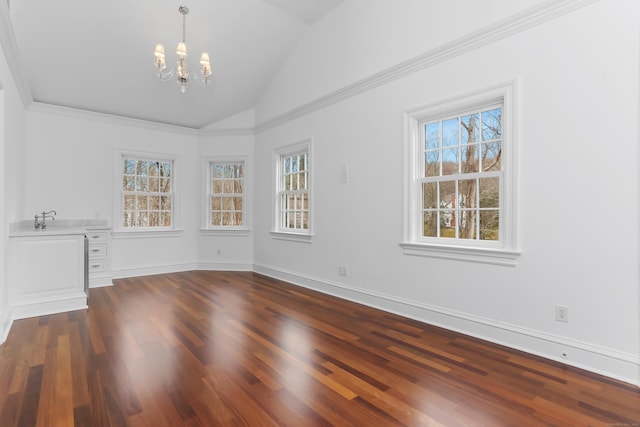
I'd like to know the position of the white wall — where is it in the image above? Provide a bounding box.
[22,105,257,278]
[253,0,640,384]
[0,83,5,341]
[24,106,201,277]
[198,134,255,270]
[198,109,255,270]
[256,0,546,124]
[0,23,27,341]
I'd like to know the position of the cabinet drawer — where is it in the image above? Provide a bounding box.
[88,261,106,273]
[88,244,107,258]
[87,232,107,243]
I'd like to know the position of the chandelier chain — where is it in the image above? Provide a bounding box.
[182,10,186,43]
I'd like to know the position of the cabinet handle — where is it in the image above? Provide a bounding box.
[91,249,100,252]
[91,235,101,239]
[91,264,101,268]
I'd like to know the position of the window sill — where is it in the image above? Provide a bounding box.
[399,242,520,266]
[112,229,184,239]
[270,231,313,243]
[200,228,251,237]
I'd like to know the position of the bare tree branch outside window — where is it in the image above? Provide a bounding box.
[421,106,502,241]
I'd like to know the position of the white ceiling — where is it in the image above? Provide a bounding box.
[8,0,344,129]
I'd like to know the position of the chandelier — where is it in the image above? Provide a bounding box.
[153,5,212,93]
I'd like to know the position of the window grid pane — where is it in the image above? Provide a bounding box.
[122,159,173,228]
[210,161,244,227]
[421,105,502,241]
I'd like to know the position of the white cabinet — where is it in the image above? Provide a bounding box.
[85,228,112,287]
[9,233,87,319]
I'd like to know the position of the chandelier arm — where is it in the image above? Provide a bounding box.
[192,71,211,87]
[156,68,174,82]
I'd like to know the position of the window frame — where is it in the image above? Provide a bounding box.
[401,82,520,266]
[271,139,313,243]
[201,156,251,235]
[113,149,182,237]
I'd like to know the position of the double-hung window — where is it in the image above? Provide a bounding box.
[114,150,179,233]
[207,160,246,228]
[402,83,519,265]
[422,105,502,241]
[273,140,312,240]
[122,158,173,228]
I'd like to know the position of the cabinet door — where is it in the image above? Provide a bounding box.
[9,235,86,318]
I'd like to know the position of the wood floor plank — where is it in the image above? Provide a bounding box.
[2,393,22,427]
[68,321,91,409]
[85,368,112,427]
[0,271,638,426]
[17,364,42,427]
[54,334,74,426]
[36,346,60,427]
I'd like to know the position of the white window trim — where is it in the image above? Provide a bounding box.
[271,138,313,243]
[112,149,183,236]
[401,82,520,266]
[200,155,251,236]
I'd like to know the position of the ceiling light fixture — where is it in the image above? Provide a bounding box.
[153,5,212,93]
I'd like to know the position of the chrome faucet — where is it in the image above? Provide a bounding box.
[34,210,57,229]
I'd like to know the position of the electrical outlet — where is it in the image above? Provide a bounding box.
[338,266,348,276]
[555,305,569,323]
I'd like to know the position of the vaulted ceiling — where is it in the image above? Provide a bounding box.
[8,0,344,128]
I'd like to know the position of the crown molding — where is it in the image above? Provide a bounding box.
[29,100,254,138]
[254,0,599,134]
[29,102,198,136]
[198,127,255,137]
[0,0,33,106]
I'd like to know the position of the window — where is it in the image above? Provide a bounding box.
[402,83,519,265]
[114,150,180,234]
[279,150,309,231]
[273,140,312,240]
[122,158,173,228]
[422,105,502,241]
[207,160,245,228]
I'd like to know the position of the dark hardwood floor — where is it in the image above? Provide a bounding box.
[0,271,638,426]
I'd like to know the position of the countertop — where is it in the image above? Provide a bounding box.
[10,219,111,237]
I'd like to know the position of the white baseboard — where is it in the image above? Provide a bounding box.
[198,261,253,271]
[11,293,88,321]
[0,308,13,345]
[89,275,113,288]
[89,280,113,288]
[253,263,640,387]
[111,262,252,280]
[111,263,199,279]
